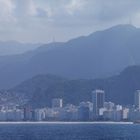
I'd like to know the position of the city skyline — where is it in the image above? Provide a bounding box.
[0,89,139,122]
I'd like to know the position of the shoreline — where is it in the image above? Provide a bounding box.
[0,121,134,125]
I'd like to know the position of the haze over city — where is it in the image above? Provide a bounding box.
[0,1,140,140]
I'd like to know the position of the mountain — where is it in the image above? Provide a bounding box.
[5,65,140,108]
[0,24,140,88]
[0,41,41,56]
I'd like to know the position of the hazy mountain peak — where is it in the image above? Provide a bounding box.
[0,24,140,89]
[105,24,137,32]
[112,24,136,28]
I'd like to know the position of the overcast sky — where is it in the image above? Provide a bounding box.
[0,0,140,43]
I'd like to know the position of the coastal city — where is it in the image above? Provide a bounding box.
[0,89,139,122]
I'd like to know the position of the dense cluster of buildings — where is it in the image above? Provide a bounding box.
[0,89,140,122]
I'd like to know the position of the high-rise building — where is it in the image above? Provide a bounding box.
[52,98,63,108]
[92,89,105,117]
[23,105,32,121]
[78,106,90,121]
[134,90,140,109]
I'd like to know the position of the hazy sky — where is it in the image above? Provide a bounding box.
[0,0,140,43]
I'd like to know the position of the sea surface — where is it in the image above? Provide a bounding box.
[0,123,139,140]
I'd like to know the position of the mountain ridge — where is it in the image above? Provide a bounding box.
[0,40,41,56]
[0,24,140,88]
[2,65,138,108]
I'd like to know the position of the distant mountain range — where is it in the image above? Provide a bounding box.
[0,24,140,88]
[0,41,41,56]
[3,65,140,108]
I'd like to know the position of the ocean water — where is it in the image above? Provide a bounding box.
[0,123,139,140]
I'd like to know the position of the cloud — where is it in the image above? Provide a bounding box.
[14,0,37,17]
[0,0,140,43]
[64,0,87,15]
[0,0,15,22]
[92,0,140,21]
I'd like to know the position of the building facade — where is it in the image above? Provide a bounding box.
[92,89,105,118]
[134,90,140,109]
[52,98,63,108]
